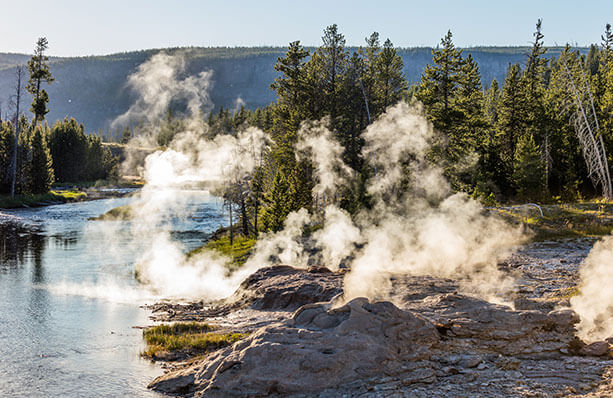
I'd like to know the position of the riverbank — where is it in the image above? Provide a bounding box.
[0,190,88,209]
[0,179,142,209]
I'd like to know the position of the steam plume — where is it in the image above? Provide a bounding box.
[570,236,613,341]
[82,52,525,305]
[112,52,213,130]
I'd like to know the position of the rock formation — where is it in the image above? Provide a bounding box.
[147,265,613,397]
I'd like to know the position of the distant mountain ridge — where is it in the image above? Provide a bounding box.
[0,46,587,134]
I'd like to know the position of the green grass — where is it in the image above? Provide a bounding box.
[142,322,246,359]
[495,201,613,241]
[89,204,133,221]
[188,234,256,269]
[0,189,87,209]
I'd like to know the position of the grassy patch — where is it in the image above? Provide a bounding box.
[188,234,256,269]
[495,202,613,241]
[89,204,133,220]
[0,189,87,209]
[142,322,246,359]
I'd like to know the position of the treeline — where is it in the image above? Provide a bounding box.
[198,22,613,236]
[0,117,118,194]
[1,38,118,197]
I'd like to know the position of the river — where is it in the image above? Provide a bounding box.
[0,191,225,397]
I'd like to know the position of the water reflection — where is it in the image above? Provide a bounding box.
[51,230,79,249]
[0,194,224,397]
[0,222,45,269]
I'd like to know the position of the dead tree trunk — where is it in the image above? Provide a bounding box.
[228,199,234,246]
[562,60,612,199]
[10,66,24,198]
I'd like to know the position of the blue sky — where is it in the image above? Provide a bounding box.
[1,0,611,56]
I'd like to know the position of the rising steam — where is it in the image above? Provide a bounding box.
[570,236,613,341]
[71,51,526,305]
[332,103,523,302]
[112,52,213,130]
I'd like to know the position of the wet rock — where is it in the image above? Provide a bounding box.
[149,298,439,397]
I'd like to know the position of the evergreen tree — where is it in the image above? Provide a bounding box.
[288,161,314,212]
[477,78,503,197]
[28,124,54,194]
[602,23,613,63]
[544,47,587,199]
[455,53,486,151]
[260,171,291,232]
[86,134,118,181]
[585,44,601,76]
[271,41,309,112]
[417,30,464,134]
[520,19,549,186]
[48,118,90,182]
[26,38,54,123]
[375,39,407,110]
[495,64,525,193]
[0,121,15,193]
[513,133,546,199]
[359,32,381,118]
[309,24,348,125]
[600,25,613,151]
[484,78,500,126]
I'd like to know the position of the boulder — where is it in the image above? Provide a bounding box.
[149,298,440,397]
[229,265,343,311]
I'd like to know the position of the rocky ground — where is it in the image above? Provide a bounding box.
[145,238,613,397]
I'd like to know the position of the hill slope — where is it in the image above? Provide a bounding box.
[0,46,584,133]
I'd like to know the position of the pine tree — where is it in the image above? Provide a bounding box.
[26,38,54,123]
[599,25,613,151]
[288,161,314,212]
[308,24,348,125]
[484,78,501,126]
[496,64,525,193]
[513,133,546,199]
[359,32,381,118]
[602,23,613,63]
[455,53,486,151]
[477,78,504,197]
[544,47,586,199]
[271,41,309,111]
[375,39,407,110]
[48,118,89,182]
[28,124,54,194]
[337,52,369,170]
[0,121,15,193]
[260,171,291,232]
[521,19,549,186]
[417,30,464,134]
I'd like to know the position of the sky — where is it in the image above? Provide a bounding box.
[1,0,611,57]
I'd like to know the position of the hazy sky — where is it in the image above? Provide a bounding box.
[1,0,611,56]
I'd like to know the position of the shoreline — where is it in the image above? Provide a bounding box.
[0,185,140,210]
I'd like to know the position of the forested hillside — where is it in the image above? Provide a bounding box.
[0,46,584,132]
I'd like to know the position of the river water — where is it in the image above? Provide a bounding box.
[0,191,225,397]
